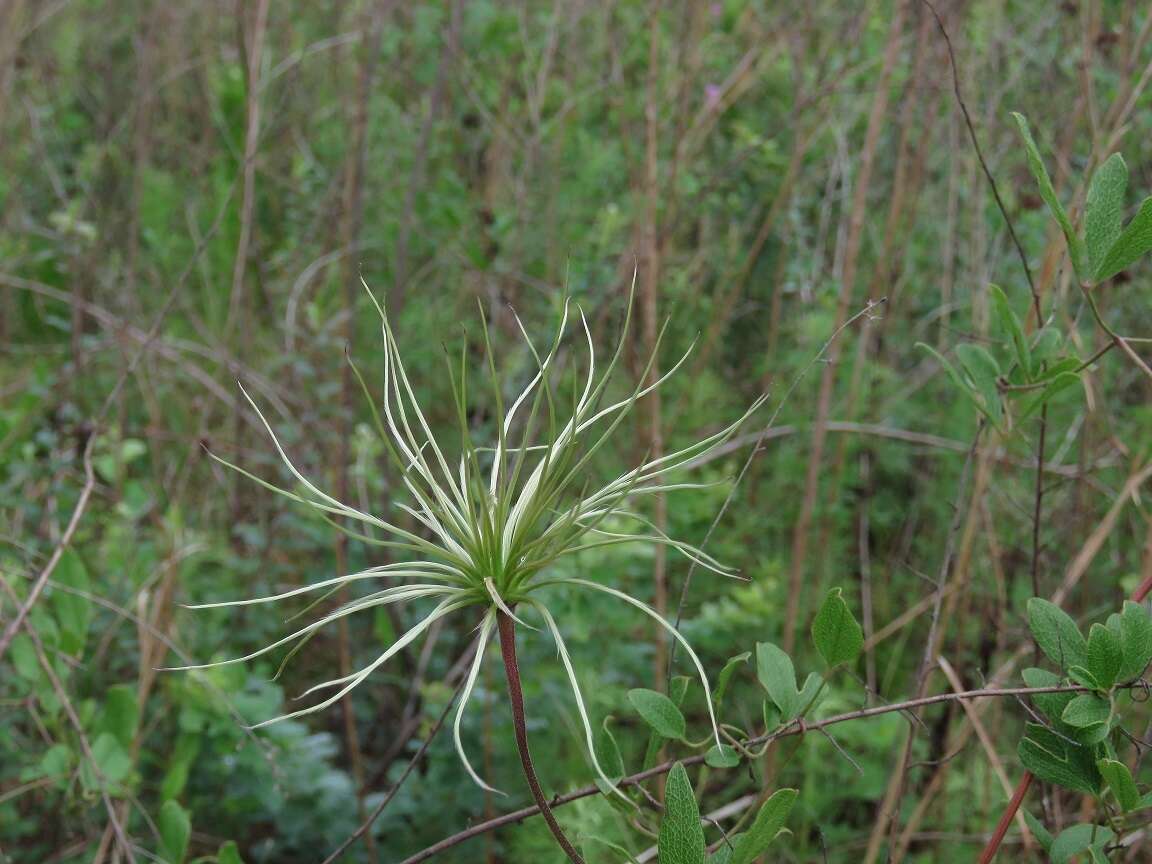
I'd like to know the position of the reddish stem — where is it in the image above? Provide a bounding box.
[496,609,586,864]
[978,576,1152,862]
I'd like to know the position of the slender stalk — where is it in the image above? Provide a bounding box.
[496,609,586,864]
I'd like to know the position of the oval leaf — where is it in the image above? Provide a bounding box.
[158,800,191,864]
[705,744,741,769]
[1097,758,1139,811]
[811,588,863,668]
[1027,598,1087,671]
[1084,153,1129,279]
[755,642,799,721]
[628,688,686,741]
[1087,622,1122,689]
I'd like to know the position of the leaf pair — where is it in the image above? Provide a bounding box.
[1028,598,1152,688]
[1015,112,1152,284]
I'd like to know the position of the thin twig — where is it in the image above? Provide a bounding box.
[923,0,1035,297]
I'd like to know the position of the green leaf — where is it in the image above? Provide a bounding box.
[1084,153,1129,279]
[762,700,781,731]
[86,733,132,787]
[955,342,1002,383]
[1012,112,1085,279]
[730,789,798,864]
[581,835,642,863]
[10,633,39,682]
[811,588,864,668]
[1061,694,1110,729]
[1018,723,1101,794]
[796,672,823,716]
[99,685,139,750]
[158,800,191,864]
[37,743,74,787]
[709,848,733,864]
[1021,667,1074,725]
[217,841,245,864]
[990,284,1031,376]
[1119,601,1152,682]
[1030,326,1064,367]
[628,689,687,741]
[1087,622,1122,688]
[161,733,201,803]
[1034,355,1082,382]
[51,549,91,655]
[1018,372,1081,423]
[1027,598,1087,670]
[705,744,741,769]
[1022,811,1054,852]
[595,717,626,781]
[1095,197,1152,282]
[755,642,799,721]
[670,676,692,707]
[712,652,751,708]
[917,343,989,418]
[1097,758,1139,811]
[1067,665,1103,691]
[1050,823,1114,864]
[659,763,705,864]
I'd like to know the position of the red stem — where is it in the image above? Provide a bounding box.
[978,575,1152,862]
[496,609,586,864]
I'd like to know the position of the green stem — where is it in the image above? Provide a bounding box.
[496,608,586,864]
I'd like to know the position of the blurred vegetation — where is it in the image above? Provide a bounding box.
[3,1,1152,862]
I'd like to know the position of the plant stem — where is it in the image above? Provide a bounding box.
[496,609,586,864]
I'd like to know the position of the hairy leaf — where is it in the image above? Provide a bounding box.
[629,689,687,740]
[1061,693,1109,729]
[1028,598,1087,671]
[1021,667,1073,726]
[1084,153,1128,279]
[1119,601,1152,682]
[1097,758,1139,811]
[705,744,741,769]
[1095,197,1152,282]
[1018,723,1101,794]
[659,763,705,864]
[1012,113,1085,278]
[1087,622,1122,688]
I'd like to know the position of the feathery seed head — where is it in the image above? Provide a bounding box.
[173,279,767,793]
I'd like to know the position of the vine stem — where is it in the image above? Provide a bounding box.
[496,608,586,864]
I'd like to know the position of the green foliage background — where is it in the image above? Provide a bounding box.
[3,1,1152,862]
